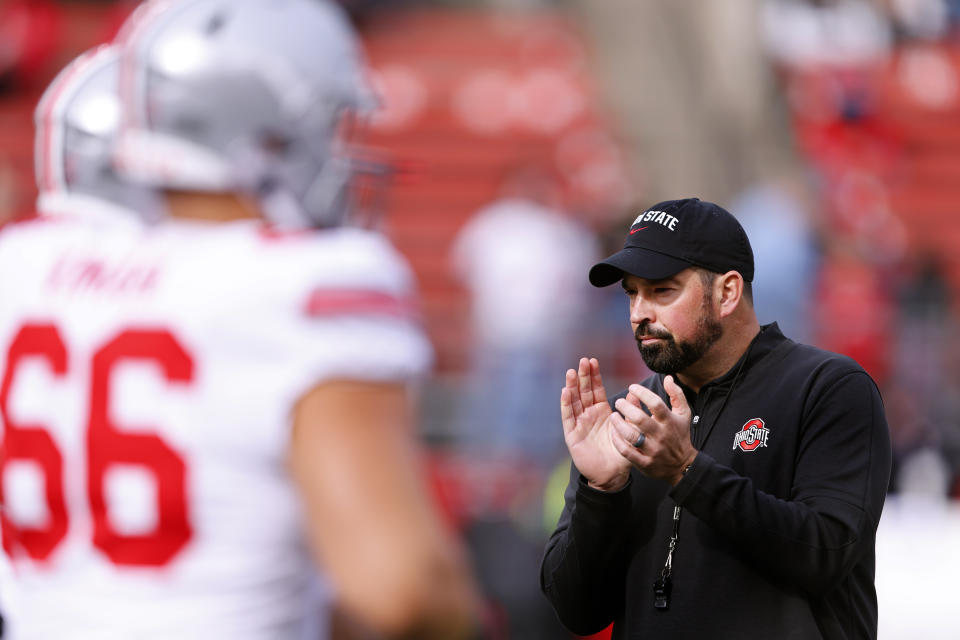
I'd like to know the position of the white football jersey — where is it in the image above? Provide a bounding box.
[0,212,432,639]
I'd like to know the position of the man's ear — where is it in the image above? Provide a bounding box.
[716,271,743,318]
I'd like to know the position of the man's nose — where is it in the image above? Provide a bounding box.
[629,295,654,326]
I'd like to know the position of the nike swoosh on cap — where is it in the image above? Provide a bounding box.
[629,226,649,235]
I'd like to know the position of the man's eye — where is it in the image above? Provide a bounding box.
[654,288,672,294]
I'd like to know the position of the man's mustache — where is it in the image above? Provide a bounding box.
[635,322,673,342]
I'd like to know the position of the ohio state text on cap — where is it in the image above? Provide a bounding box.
[588,197,755,287]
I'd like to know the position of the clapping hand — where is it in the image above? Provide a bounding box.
[560,357,633,492]
[610,375,698,486]
[562,361,699,490]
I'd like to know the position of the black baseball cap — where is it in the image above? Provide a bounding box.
[589,198,754,287]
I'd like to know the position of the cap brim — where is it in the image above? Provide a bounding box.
[588,247,693,287]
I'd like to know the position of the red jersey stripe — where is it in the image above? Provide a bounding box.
[303,288,419,320]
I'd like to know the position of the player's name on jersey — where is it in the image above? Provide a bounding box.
[47,256,160,294]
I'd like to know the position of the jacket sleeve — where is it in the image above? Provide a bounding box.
[670,370,891,593]
[540,462,633,636]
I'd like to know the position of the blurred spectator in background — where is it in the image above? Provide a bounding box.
[451,164,600,470]
[449,164,599,640]
[885,252,958,495]
[812,248,895,383]
[732,175,821,344]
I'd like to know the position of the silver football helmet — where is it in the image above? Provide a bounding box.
[113,0,376,229]
[34,44,163,222]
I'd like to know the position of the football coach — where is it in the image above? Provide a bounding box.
[540,198,891,639]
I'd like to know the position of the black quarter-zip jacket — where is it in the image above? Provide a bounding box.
[540,324,892,640]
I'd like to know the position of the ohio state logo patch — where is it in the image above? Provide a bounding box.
[732,418,770,452]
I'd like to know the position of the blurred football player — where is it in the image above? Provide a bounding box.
[0,1,481,638]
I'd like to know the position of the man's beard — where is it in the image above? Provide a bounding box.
[634,299,723,374]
